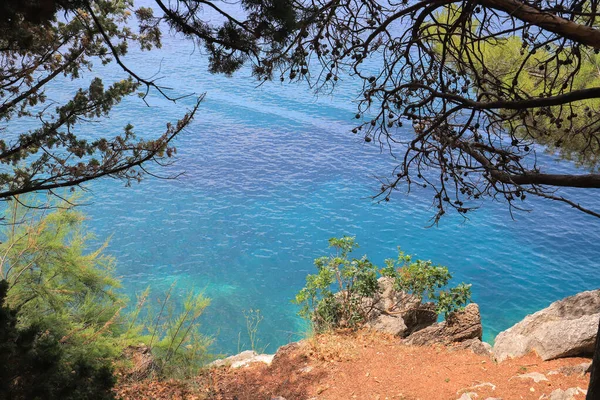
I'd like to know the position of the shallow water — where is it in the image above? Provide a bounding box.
[9,16,600,355]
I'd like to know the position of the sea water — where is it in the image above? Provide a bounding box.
[10,15,600,355]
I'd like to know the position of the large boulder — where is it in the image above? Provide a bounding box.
[493,290,600,362]
[364,277,437,337]
[366,313,409,336]
[403,303,483,346]
[452,338,494,357]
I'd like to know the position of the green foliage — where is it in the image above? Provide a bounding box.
[294,237,472,332]
[483,40,600,169]
[294,236,379,331]
[0,199,124,399]
[0,197,213,397]
[0,305,116,400]
[1,198,125,338]
[382,250,472,317]
[431,6,600,170]
[0,0,200,200]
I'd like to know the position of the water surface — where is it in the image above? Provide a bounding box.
[17,20,600,355]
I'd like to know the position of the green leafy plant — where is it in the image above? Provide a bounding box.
[294,237,472,332]
[294,236,380,332]
[382,249,472,317]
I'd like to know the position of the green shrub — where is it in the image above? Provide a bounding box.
[0,199,125,399]
[382,249,472,317]
[294,236,472,332]
[294,236,379,331]
[0,197,212,398]
[0,279,116,400]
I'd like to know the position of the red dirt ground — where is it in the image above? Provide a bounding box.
[115,331,591,400]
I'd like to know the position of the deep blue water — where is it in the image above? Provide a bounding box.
[9,14,600,355]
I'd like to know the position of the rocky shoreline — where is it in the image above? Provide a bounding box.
[214,285,599,367]
[208,286,598,399]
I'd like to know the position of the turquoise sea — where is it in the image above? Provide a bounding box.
[18,12,600,355]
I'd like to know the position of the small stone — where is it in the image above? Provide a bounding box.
[299,365,313,373]
[457,382,496,396]
[366,314,408,336]
[469,382,496,391]
[512,372,548,383]
[552,362,592,376]
[231,353,274,368]
[210,350,275,369]
[316,384,329,394]
[452,339,494,358]
[457,393,478,400]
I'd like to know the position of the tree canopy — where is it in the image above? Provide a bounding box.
[150,0,600,219]
[6,0,600,219]
[0,0,201,200]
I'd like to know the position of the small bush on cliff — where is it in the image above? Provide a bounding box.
[0,198,212,398]
[294,236,472,332]
[381,250,472,317]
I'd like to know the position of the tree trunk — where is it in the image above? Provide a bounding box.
[587,317,600,400]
